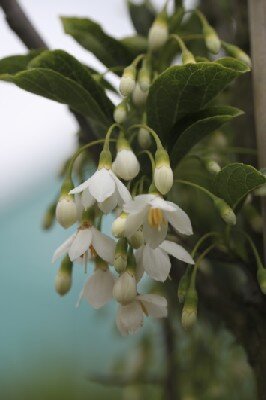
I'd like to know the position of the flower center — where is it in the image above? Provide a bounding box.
[89,244,97,258]
[148,207,166,231]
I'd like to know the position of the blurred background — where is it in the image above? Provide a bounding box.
[0,1,257,399]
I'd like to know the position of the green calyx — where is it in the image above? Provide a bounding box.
[98,149,112,169]
[60,176,75,195]
[117,135,131,151]
[155,148,170,168]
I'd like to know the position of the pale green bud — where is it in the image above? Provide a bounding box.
[112,212,127,238]
[205,30,221,54]
[178,271,190,303]
[257,268,266,295]
[132,83,148,107]
[215,199,236,225]
[182,288,198,329]
[55,194,77,229]
[148,13,168,51]
[114,101,127,124]
[113,270,137,304]
[55,256,73,296]
[139,64,150,92]
[120,65,136,96]
[42,202,56,230]
[114,237,128,273]
[138,127,152,149]
[222,42,251,67]
[154,148,173,195]
[205,160,221,174]
[128,230,144,249]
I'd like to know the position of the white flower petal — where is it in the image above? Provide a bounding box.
[143,245,170,281]
[52,234,76,263]
[78,269,115,309]
[164,205,193,235]
[137,294,167,318]
[88,169,115,202]
[81,189,95,209]
[91,227,116,264]
[98,192,118,214]
[143,218,168,248]
[160,240,194,264]
[116,301,143,335]
[124,207,148,238]
[149,196,176,212]
[134,247,144,282]
[123,194,155,214]
[110,170,132,203]
[68,228,92,261]
[69,179,90,195]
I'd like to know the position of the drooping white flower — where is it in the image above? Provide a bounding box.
[55,194,77,228]
[52,224,116,264]
[70,168,131,213]
[112,149,140,181]
[135,240,194,282]
[113,271,137,304]
[116,294,167,336]
[77,265,115,309]
[123,194,193,248]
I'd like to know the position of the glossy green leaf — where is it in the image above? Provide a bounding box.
[127,0,155,36]
[0,50,114,129]
[0,50,41,74]
[214,163,266,208]
[170,106,243,165]
[147,58,250,140]
[61,17,133,70]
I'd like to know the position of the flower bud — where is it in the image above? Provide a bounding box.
[128,230,144,249]
[132,83,148,107]
[257,268,266,295]
[113,270,137,304]
[56,194,77,229]
[178,271,190,303]
[154,148,173,195]
[112,137,140,181]
[119,65,136,96]
[181,287,198,329]
[222,42,251,67]
[112,212,127,237]
[148,13,168,51]
[139,63,150,92]
[205,28,221,54]
[114,101,127,124]
[42,202,56,230]
[114,237,128,273]
[205,160,221,174]
[138,127,152,149]
[55,256,73,296]
[215,199,236,225]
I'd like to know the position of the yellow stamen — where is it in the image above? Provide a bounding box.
[148,207,166,230]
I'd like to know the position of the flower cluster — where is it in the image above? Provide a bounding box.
[52,8,195,336]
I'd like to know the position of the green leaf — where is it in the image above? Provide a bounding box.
[0,50,114,129]
[0,50,41,74]
[170,106,243,165]
[61,17,133,70]
[29,50,114,119]
[214,163,266,209]
[146,59,250,140]
[127,0,155,36]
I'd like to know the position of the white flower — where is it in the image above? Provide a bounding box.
[70,168,131,213]
[55,194,77,228]
[116,294,167,336]
[77,266,115,309]
[148,19,168,51]
[154,165,173,195]
[123,194,193,248]
[112,149,140,181]
[52,225,116,264]
[113,271,137,304]
[135,240,194,282]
